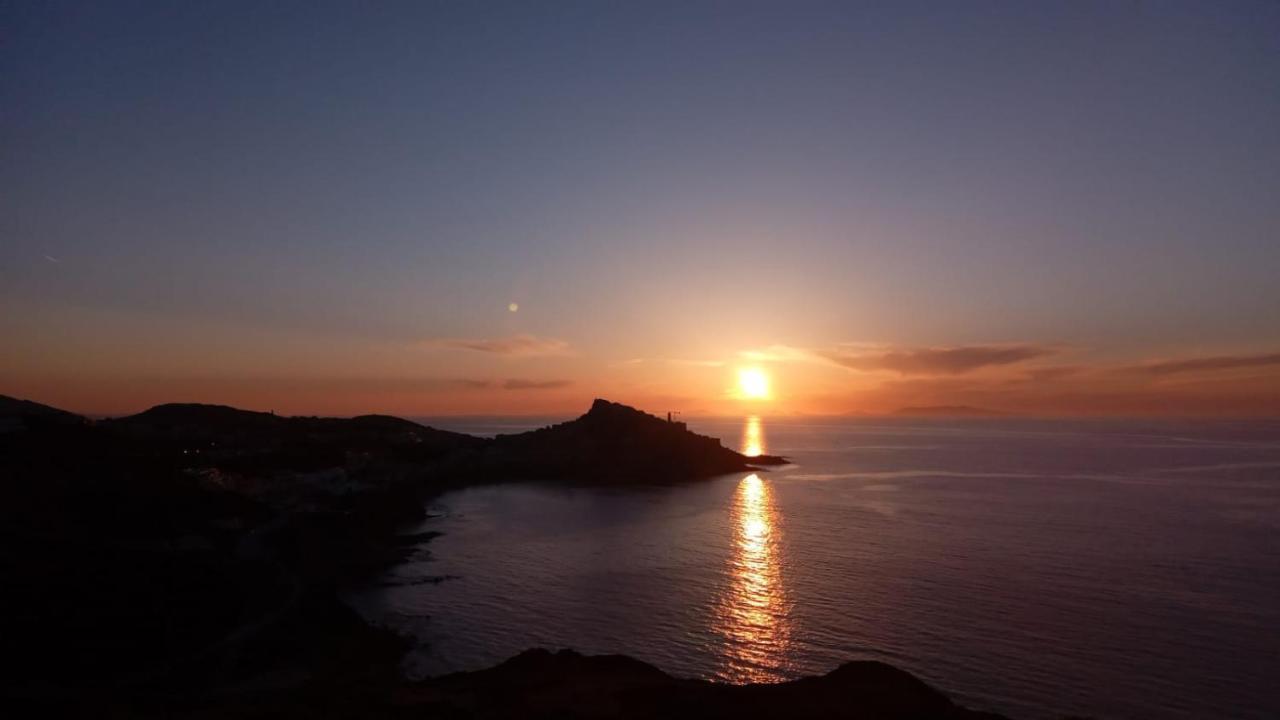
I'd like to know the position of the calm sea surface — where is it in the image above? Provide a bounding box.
[349,417,1280,719]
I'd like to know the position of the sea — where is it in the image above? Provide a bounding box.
[348,416,1280,720]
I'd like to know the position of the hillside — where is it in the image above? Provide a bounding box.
[0,394,87,433]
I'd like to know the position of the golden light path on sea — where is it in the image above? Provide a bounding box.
[713,416,792,683]
[741,415,765,458]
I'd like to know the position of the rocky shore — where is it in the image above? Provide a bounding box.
[1,394,1039,718]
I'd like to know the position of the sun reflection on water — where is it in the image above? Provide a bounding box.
[712,471,792,683]
[741,415,766,457]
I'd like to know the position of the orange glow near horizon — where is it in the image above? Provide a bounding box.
[5,333,1280,418]
[713,473,790,683]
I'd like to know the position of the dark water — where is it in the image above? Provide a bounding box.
[350,417,1280,719]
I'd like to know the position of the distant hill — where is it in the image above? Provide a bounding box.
[111,402,464,441]
[113,402,285,433]
[0,394,86,433]
[104,402,483,473]
[891,405,1006,418]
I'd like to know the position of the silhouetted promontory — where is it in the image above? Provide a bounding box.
[477,399,788,481]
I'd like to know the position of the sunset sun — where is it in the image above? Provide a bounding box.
[737,367,770,400]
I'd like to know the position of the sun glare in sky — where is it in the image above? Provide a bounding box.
[737,367,770,400]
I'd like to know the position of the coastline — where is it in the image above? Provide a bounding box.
[2,395,1030,718]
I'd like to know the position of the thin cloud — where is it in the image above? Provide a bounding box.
[738,345,816,363]
[437,334,572,357]
[1128,352,1280,376]
[619,357,725,367]
[1024,366,1084,382]
[444,378,573,390]
[821,344,1055,375]
[501,379,572,390]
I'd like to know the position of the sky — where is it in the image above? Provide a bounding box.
[3,1,1280,417]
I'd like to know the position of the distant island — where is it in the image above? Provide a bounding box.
[1,394,1032,718]
[892,405,1007,418]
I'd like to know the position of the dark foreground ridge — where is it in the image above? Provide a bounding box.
[188,647,1015,719]
[399,648,1011,720]
[1,394,1046,718]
